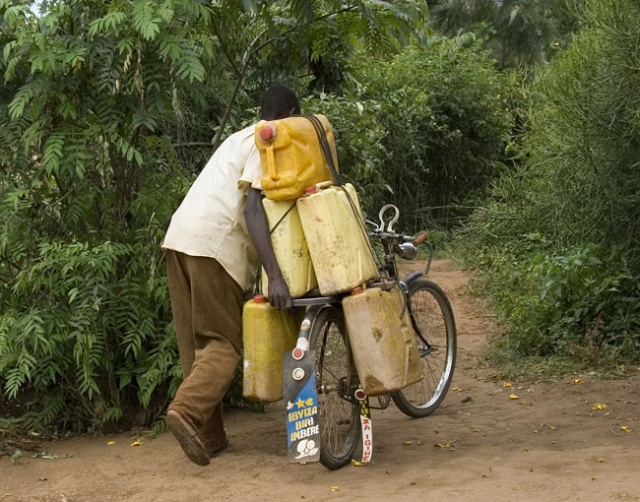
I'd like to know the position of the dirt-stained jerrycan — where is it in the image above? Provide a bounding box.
[261,198,318,299]
[255,115,337,201]
[242,295,298,402]
[296,183,378,296]
[342,285,423,396]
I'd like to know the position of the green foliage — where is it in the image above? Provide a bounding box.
[478,244,640,364]
[467,0,640,252]
[428,0,583,68]
[347,36,512,231]
[0,0,208,431]
[248,0,428,94]
[527,1,640,251]
[0,233,181,431]
[461,0,640,366]
[185,0,428,147]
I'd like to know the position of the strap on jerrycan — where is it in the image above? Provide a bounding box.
[301,114,340,184]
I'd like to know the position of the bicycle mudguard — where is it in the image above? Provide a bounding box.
[402,271,423,288]
[283,349,321,463]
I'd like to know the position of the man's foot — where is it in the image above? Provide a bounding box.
[165,410,210,466]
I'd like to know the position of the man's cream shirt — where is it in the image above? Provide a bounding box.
[162,123,262,291]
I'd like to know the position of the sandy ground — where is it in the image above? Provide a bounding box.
[1,260,639,502]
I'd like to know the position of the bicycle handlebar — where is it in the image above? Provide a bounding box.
[367,204,433,272]
[411,230,429,247]
[368,228,428,246]
[368,204,428,245]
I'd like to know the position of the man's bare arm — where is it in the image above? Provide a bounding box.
[244,188,292,310]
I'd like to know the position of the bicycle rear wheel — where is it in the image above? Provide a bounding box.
[310,305,361,470]
[392,278,456,418]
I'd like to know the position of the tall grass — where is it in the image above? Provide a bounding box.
[462,0,640,366]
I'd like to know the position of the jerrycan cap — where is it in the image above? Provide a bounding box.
[304,181,333,195]
[259,123,276,142]
[253,294,267,303]
[350,286,363,295]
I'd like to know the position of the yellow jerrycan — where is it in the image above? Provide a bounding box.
[255,114,338,201]
[261,198,318,299]
[242,295,298,402]
[342,285,423,396]
[296,182,378,295]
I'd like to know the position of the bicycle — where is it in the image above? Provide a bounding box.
[285,203,457,470]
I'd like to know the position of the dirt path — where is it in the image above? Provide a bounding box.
[2,261,639,501]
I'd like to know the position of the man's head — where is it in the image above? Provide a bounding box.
[259,85,301,121]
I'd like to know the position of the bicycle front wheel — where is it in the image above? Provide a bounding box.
[392,278,457,418]
[310,305,361,470]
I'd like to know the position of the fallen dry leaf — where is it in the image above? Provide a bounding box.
[503,382,512,388]
[620,426,632,433]
[509,393,519,400]
[107,441,116,446]
[130,439,143,447]
[330,486,339,492]
[573,379,583,385]
[434,441,456,449]
[592,403,607,411]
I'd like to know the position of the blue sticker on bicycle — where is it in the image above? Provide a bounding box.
[286,371,320,463]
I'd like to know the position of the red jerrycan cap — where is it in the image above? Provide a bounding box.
[253,295,267,303]
[259,123,276,141]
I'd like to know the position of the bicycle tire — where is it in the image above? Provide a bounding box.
[392,278,457,418]
[309,305,361,470]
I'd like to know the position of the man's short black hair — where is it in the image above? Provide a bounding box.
[259,85,301,120]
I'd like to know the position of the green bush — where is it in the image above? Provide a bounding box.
[0,0,212,432]
[470,0,640,251]
[481,244,640,364]
[349,36,512,232]
[462,0,640,366]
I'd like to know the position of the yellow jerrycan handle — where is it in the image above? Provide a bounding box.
[266,144,279,181]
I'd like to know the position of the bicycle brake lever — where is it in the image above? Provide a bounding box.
[365,219,379,230]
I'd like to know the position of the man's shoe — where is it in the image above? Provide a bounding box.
[165,410,210,466]
[207,440,229,459]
